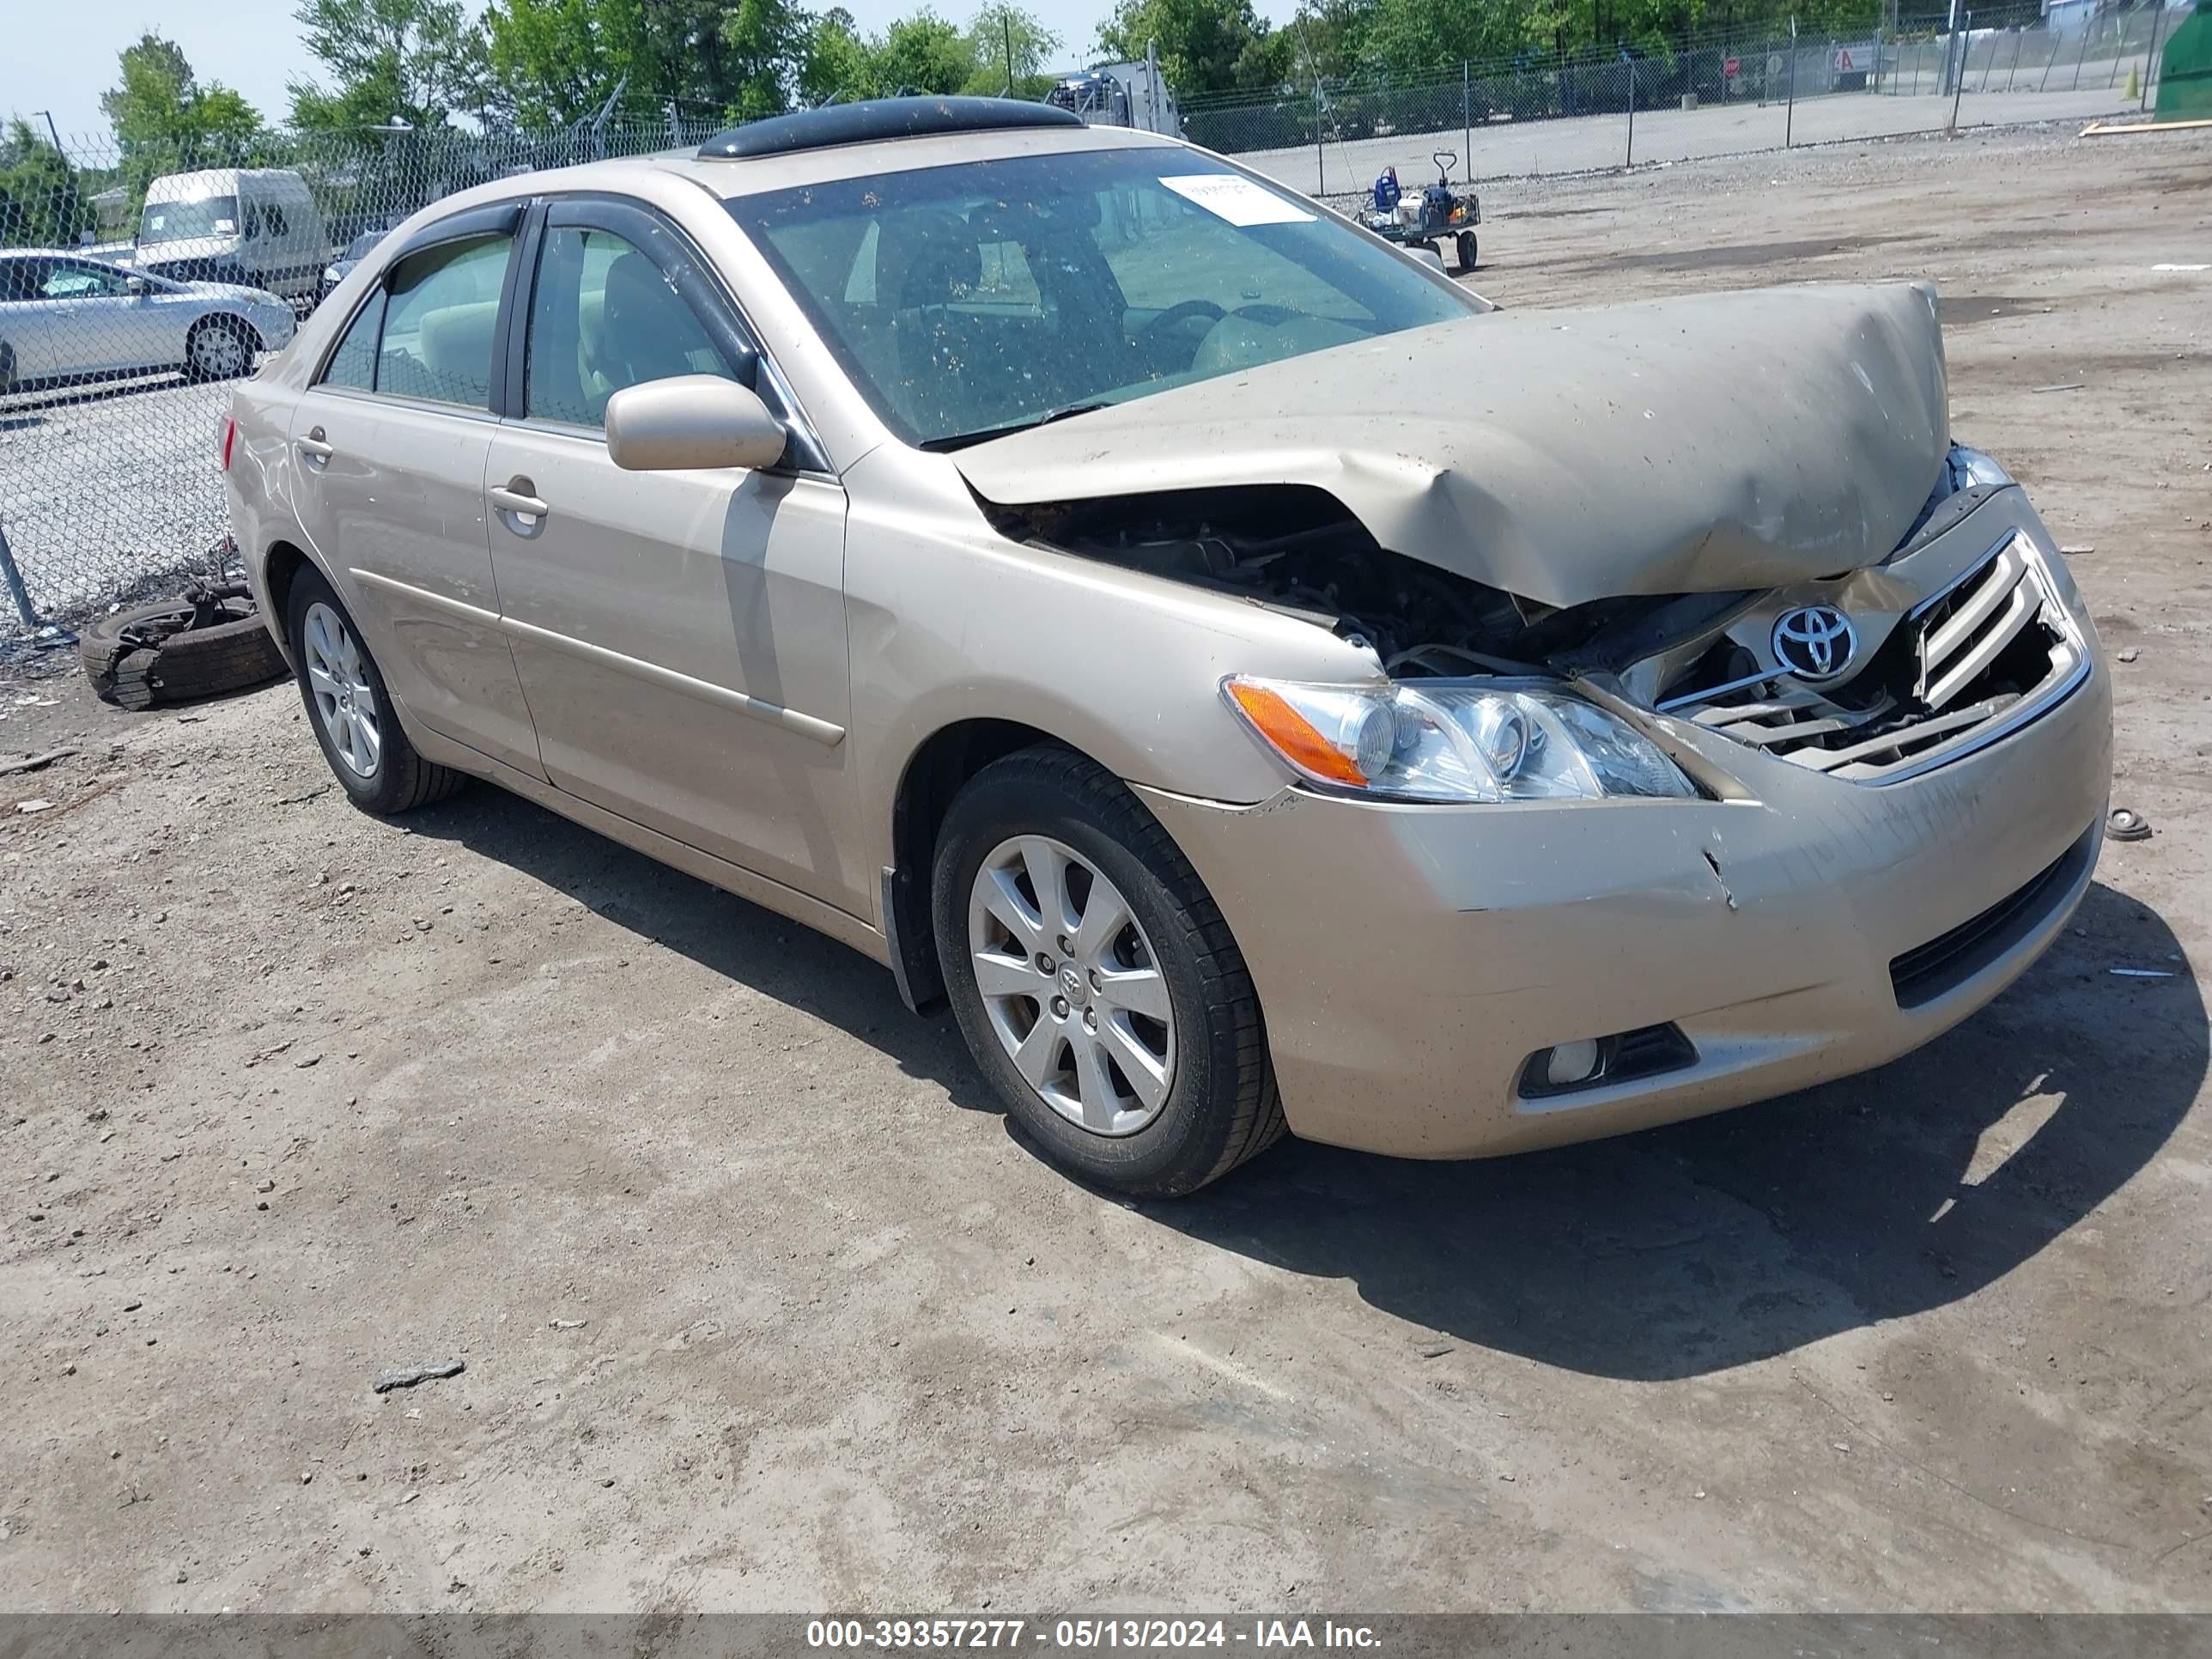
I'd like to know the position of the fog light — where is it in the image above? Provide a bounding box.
[1517,1024,1698,1103]
[1543,1038,1602,1087]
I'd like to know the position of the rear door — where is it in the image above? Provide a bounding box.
[482,194,863,913]
[283,206,544,778]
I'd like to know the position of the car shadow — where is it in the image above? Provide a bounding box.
[1140,878,2203,1380]
[392,787,2207,1382]
[403,786,1000,1115]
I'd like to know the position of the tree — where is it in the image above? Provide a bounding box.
[483,0,659,125]
[720,0,811,119]
[100,35,265,216]
[0,122,92,249]
[960,3,1065,96]
[1096,0,1278,94]
[289,0,495,131]
[872,11,978,95]
[798,8,878,102]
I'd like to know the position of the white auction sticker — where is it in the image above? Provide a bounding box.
[1159,173,1316,227]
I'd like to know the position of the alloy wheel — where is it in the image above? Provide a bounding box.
[966,834,1176,1137]
[193,324,246,378]
[302,601,380,779]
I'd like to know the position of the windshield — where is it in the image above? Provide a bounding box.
[140,195,240,246]
[729,147,1480,449]
[343,231,385,260]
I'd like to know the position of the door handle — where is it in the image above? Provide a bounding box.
[489,477,550,520]
[295,426,333,464]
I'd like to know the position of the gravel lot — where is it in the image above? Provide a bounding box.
[3,124,2210,1615]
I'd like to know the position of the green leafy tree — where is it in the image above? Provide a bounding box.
[1096,0,1278,94]
[720,0,810,118]
[100,35,265,216]
[798,7,879,101]
[483,0,646,126]
[0,121,92,248]
[961,3,1064,95]
[872,11,978,95]
[289,0,495,131]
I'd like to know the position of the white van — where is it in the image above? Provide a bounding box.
[136,169,330,307]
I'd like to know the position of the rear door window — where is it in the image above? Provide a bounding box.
[374,234,513,410]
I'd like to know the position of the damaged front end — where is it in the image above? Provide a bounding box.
[986,442,2090,799]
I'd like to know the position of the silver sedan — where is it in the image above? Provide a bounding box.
[0,250,295,392]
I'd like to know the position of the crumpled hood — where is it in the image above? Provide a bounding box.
[951,282,1950,610]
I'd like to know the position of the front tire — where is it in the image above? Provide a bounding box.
[284,566,463,814]
[1456,229,1479,271]
[932,745,1284,1196]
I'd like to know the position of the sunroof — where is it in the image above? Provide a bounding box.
[697,96,1084,161]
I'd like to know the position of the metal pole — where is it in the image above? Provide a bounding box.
[1462,61,1472,179]
[2109,17,2124,88]
[1314,79,1325,198]
[0,523,40,633]
[2005,28,2022,91]
[1786,18,1798,146]
[1942,0,1961,92]
[1626,58,1636,166]
[2072,21,2089,89]
[1004,13,1016,96]
[1952,10,1971,129]
[2142,0,2168,110]
[2039,28,2057,91]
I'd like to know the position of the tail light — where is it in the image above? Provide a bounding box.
[217,415,238,471]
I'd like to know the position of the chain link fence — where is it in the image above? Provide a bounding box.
[1187,5,2180,204]
[0,10,2189,641]
[0,112,727,644]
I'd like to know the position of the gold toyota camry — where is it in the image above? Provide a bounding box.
[222,97,2111,1194]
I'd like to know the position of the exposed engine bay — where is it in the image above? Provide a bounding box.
[986,483,1740,681]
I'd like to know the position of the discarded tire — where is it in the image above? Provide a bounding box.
[80,581,288,710]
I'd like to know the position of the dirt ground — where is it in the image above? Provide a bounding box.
[4,123,2210,1616]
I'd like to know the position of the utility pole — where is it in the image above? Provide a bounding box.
[1005,12,1017,96]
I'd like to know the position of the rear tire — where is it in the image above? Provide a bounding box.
[185,315,256,383]
[284,565,463,814]
[1456,230,1479,271]
[932,745,1284,1196]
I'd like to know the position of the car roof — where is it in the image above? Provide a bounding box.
[0,248,125,266]
[450,118,1184,211]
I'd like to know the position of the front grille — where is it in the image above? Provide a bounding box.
[1664,534,2086,785]
[1889,823,2096,1010]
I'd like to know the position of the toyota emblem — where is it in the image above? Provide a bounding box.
[1771,605,1857,681]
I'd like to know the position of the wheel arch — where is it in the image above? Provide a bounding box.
[883,717,1127,1014]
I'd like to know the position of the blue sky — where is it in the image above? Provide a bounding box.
[3,0,1279,144]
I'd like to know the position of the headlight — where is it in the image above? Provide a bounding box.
[1224,676,1697,803]
[1946,445,2010,491]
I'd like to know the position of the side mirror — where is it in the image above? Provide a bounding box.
[125,275,149,296]
[605,375,787,473]
[1407,246,1447,272]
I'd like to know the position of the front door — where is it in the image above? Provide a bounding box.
[483,198,862,915]
[284,225,543,778]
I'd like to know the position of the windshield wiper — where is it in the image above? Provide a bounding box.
[919,402,1113,453]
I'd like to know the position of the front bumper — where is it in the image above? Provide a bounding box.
[1138,508,2113,1160]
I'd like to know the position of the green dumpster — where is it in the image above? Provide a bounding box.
[2154,4,2212,120]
